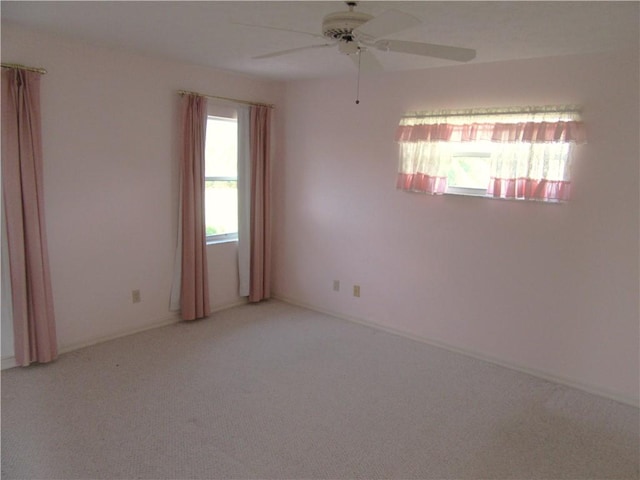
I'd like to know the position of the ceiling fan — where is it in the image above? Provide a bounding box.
[247,2,476,71]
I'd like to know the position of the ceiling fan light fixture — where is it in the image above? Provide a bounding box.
[338,42,360,56]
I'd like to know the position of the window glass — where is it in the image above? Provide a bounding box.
[205,116,238,241]
[205,117,237,178]
[447,143,493,191]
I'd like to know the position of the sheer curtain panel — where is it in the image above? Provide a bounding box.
[1,67,57,366]
[237,106,251,298]
[177,94,210,320]
[396,106,586,201]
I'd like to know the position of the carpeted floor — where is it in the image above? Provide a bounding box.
[2,300,638,479]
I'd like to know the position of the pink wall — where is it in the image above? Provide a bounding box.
[2,22,638,406]
[273,50,639,404]
[1,24,284,357]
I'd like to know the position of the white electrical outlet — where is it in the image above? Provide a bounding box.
[132,289,141,303]
[333,280,340,292]
[353,285,360,297]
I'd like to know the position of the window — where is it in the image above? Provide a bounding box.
[205,115,238,242]
[446,143,493,196]
[396,106,586,202]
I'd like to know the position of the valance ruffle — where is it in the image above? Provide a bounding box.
[395,120,586,144]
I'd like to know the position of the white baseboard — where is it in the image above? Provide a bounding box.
[1,356,17,370]
[58,314,182,357]
[1,299,248,371]
[273,294,640,409]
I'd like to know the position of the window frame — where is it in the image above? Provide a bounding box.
[445,149,492,197]
[204,114,239,244]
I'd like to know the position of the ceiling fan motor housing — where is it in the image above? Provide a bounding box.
[322,10,373,42]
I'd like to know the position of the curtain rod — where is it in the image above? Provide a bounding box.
[403,105,581,119]
[1,63,47,75]
[178,90,274,109]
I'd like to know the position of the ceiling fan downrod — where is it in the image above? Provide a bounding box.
[355,47,361,105]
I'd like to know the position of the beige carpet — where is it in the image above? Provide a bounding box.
[2,300,638,479]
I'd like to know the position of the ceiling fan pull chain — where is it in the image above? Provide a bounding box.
[355,47,361,105]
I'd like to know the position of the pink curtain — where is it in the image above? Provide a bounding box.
[179,94,210,320]
[396,109,586,201]
[1,68,57,366]
[396,131,454,195]
[487,178,571,201]
[248,106,271,303]
[396,172,448,194]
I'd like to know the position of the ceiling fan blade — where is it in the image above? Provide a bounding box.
[349,49,384,72]
[374,39,476,62]
[354,9,421,41]
[234,22,325,40]
[253,43,335,60]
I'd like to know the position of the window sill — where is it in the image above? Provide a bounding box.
[443,191,564,204]
[206,237,238,246]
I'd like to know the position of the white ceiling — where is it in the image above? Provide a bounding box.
[2,1,638,81]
